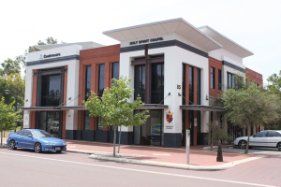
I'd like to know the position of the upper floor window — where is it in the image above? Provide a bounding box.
[210,67,215,89]
[111,62,119,80]
[218,69,222,90]
[133,54,164,104]
[189,66,194,103]
[85,65,91,99]
[41,74,62,106]
[134,65,145,101]
[151,63,164,104]
[98,64,105,96]
[227,72,243,89]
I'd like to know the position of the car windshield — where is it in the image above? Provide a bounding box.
[31,130,52,138]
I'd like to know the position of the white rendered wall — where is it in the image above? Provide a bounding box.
[119,46,210,134]
[24,45,82,130]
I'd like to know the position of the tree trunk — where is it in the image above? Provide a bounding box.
[245,126,251,154]
[0,129,3,146]
[113,126,117,157]
[118,126,122,153]
[210,123,213,151]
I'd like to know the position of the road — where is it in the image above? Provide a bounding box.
[0,148,280,187]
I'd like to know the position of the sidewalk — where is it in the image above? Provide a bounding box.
[1,135,259,171]
[66,140,260,171]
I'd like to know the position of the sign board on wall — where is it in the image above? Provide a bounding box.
[129,37,164,46]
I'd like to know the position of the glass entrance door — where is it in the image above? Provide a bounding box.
[37,111,61,137]
[133,110,163,146]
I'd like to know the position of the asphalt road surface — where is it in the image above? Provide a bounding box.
[0,148,280,187]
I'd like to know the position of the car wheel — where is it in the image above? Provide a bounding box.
[277,143,281,151]
[34,143,42,153]
[9,140,17,150]
[238,140,247,149]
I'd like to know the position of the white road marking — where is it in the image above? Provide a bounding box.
[0,151,277,187]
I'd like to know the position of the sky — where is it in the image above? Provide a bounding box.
[1,0,281,84]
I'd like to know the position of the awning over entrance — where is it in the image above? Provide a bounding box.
[180,105,224,112]
[140,104,168,110]
[21,105,86,111]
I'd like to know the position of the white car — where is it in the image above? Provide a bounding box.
[233,130,281,151]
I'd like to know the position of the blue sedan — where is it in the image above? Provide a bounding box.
[7,129,66,153]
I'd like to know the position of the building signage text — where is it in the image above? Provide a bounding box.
[43,53,61,59]
[129,37,164,46]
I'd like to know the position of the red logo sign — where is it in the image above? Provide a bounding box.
[166,110,173,123]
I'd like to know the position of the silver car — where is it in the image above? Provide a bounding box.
[233,130,281,151]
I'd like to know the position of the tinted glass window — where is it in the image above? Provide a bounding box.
[218,69,222,90]
[210,67,215,89]
[85,65,91,99]
[151,63,164,104]
[255,131,266,137]
[267,131,281,137]
[134,65,145,101]
[17,130,28,136]
[189,66,194,103]
[41,74,62,106]
[98,64,105,96]
[84,111,90,130]
[112,62,119,80]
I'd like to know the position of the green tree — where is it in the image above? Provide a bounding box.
[28,36,58,52]
[266,70,281,129]
[223,84,280,153]
[0,58,25,111]
[84,78,149,157]
[0,57,23,76]
[267,70,281,96]
[0,98,21,145]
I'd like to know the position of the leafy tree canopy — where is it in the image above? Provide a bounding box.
[28,37,58,52]
[223,84,281,153]
[0,97,21,145]
[267,70,281,96]
[0,57,23,76]
[85,78,149,156]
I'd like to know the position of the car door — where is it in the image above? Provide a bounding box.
[19,130,35,149]
[250,131,267,147]
[266,131,281,147]
[15,130,29,148]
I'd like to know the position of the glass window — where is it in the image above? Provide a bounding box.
[41,74,62,106]
[85,65,91,99]
[84,111,90,130]
[267,131,281,137]
[98,64,105,96]
[134,65,146,101]
[151,63,164,104]
[218,69,222,90]
[210,67,215,89]
[96,117,103,130]
[255,131,266,137]
[197,68,201,104]
[112,62,119,80]
[189,66,194,103]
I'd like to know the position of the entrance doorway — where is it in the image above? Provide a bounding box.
[36,111,62,137]
[133,110,163,146]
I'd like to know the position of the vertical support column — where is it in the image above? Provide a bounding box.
[30,70,38,129]
[144,44,151,103]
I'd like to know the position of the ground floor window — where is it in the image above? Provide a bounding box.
[36,111,62,137]
[133,110,163,146]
